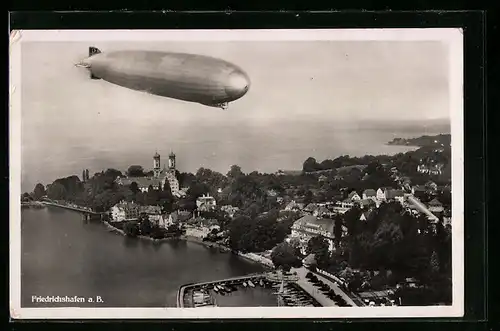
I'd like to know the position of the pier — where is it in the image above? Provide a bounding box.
[40,201,105,220]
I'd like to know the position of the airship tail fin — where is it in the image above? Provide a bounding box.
[89,46,101,57]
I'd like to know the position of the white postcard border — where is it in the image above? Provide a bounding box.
[9,28,464,319]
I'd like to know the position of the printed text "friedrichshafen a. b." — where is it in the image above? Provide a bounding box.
[31,295,103,303]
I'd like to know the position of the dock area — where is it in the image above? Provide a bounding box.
[177,271,322,308]
[177,273,267,307]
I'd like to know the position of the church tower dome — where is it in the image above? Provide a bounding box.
[168,151,176,170]
[153,151,161,178]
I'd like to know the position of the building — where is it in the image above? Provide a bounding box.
[417,163,444,175]
[356,198,376,210]
[111,201,141,222]
[220,205,240,218]
[428,198,444,213]
[284,200,305,212]
[291,215,335,252]
[385,189,405,204]
[168,210,193,224]
[332,201,354,214]
[313,206,331,218]
[196,194,217,212]
[376,187,392,201]
[303,203,318,214]
[116,151,183,197]
[140,205,162,224]
[347,191,361,201]
[362,189,377,201]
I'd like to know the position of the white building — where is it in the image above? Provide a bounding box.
[428,198,444,213]
[332,201,354,214]
[196,194,217,212]
[376,187,391,201]
[347,191,361,201]
[291,215,336,253]
[110,201,141,222]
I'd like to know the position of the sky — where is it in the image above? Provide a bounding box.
[21,40,450,128]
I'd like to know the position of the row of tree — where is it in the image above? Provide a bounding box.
[302,144,451,186]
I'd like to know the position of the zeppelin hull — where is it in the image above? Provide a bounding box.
[87,51,250,106]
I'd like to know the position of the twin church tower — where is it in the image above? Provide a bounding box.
[153,151,176,178]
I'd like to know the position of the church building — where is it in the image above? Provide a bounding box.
[116,151,185,197]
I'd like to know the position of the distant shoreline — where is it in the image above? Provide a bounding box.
[386,133,451,148]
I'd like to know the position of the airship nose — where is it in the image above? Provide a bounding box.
[225,70,250,98]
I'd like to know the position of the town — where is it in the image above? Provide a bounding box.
[21,134,452,307]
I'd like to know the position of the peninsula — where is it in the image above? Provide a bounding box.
[387,134,451,147]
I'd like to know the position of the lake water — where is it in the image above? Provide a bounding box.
[20,119,447,192]
[21,207,268,307]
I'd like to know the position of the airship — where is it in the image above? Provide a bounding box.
[75,47,250,109]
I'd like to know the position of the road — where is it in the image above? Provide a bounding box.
[292,267,337,307]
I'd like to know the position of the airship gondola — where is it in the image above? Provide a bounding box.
[75,47,250,109]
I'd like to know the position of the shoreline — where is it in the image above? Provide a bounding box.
[28,202,273,270]
[102,220,272,269]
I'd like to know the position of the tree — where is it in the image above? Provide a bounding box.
[333,215,343,248]
[139,214,154,236]
[306,235,330,268]
[303,157,320,172]
[271,242,301,271]
[129,182,139,194]
[303,190,313,204]
[127,165,145,177]
[187,182,210,200]
[82,170,86,182]
[33,183,46,200]
[227,164,244,179]
[228,214,285,253]
[46,182,67,200]
[371,221,404,270]
[123,221,139,237]
[145,186,159,206]
[344,206,362,238]
[85,169,90,181]
[287,236,303,257]
[104,168,123,180]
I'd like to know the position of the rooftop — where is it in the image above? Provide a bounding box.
[293,215,334,236]
[363,189,376,197]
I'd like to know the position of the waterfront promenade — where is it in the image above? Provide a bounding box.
[293,267,358,307]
